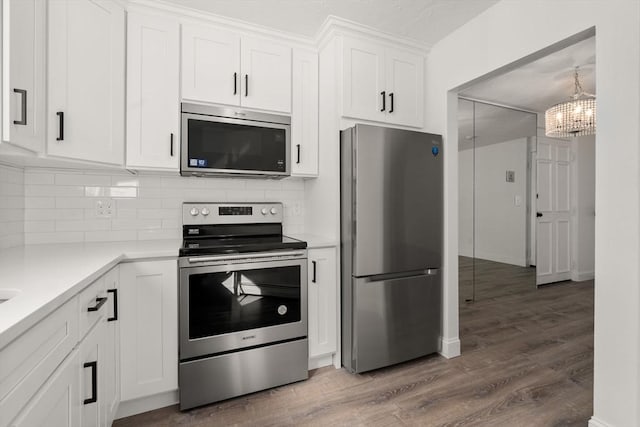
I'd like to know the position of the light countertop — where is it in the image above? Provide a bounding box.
[290,233,338,249]
[0,240,181,350]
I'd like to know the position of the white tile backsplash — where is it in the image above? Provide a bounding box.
[0,163,24,249]
[22,168,305,245]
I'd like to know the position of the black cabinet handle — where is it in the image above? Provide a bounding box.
[13,89,27,125]
[312,260,317,283]
[107,288,118,322]
[245,74,248,97]
[56,112,64,141]
[83,361,98,404]
[389,93,394,113]
[380,91,386,112]
[296,144,301,164]
[170,133,174,157]
[87,297,107,312]
[233,72,237,95]
[536,212,543,218]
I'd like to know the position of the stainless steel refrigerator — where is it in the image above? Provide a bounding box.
[340,124,443,374]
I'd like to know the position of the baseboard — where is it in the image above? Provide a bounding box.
[588,416,612,427]
[572,270,594,282]
[439,336,461,359]
[115,390,179,420]
[308,353,335,370]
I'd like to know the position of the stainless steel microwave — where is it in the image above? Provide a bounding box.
[180,103,291,178]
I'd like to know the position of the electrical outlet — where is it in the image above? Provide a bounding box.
[96,198,115,218]
[292,202,301,216]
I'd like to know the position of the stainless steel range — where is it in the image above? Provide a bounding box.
[178,202,308,410]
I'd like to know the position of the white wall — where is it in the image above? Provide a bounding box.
[459,138,528,266]
[0,163,24,249]
[22,168,305,244]
[572,135,595,280]
[426,1,640,425]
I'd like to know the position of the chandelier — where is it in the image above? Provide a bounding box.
[545,67,596,138]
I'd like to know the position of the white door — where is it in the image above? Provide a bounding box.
[47,0,125,165]
[308,247,338,358]
[181,24,240,106]
[126,11,180,170]
[342,36,386,122]
[536,137,571,285]
[11,350,81,427]
[240,37,291,113]
[385,48,424,128]
[3,0,46,152]
[291,49,318,177]
[119,260,178,401]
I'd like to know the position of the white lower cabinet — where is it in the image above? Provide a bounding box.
[103,268,120,427]
[307,247,338,359]
[119,260,178,402]
[79,321,106,427]
[10,349,81,427]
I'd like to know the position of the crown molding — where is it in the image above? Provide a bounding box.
[316,15,430,54]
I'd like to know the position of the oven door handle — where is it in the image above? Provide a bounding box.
[186,250,306,264]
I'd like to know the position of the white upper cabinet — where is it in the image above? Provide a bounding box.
[342,36,424,128]
[291,48,318,177]
[126,11,180,171]
[181,24,240,107]
[47,0,125,165]
[181,24,291,113]
[2,0,46,152]
[240,37,291,113]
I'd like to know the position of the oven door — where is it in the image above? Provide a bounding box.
[179,254,307,360]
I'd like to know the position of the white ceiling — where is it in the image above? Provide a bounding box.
[160,0,499,45]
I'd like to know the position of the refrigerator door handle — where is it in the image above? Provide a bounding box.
[360,269,438,282]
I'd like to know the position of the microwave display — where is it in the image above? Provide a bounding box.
[187,119,286,173]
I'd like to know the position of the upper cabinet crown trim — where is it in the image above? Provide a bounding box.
[127,0,316,49]
[316,15,430,54]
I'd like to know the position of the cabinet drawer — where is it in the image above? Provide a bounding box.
[78,276,107,340]
[0,297,78,426]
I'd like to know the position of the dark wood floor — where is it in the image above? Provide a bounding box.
[115,259,593,426]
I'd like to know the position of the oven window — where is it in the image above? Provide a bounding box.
[187,119,286,172]
[188,266,301,339]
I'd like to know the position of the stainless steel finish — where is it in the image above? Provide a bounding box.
[344,124,443,277]
[340,124,443,374]
[179,256,307,360]
[180,103,291,178]
[179,338,308,410]
[351,273,441,373]
[182,202,283,225]
[181,250,307,267]
[181,103,291,125]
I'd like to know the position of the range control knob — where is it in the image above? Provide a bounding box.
[201,207,210,216]
[261,208,268,215]
[189,207,199,216]
[270,207,277,215]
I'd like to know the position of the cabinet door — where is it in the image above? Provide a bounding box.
[240,37,291,113]
[2,0,46,152]
[385,48,424,128]
[79,321,105,427]
[291,49,318,177]
[47,0,125,165]
[103,267,120,427]
[119,260,178,401]
[11,350,80,427]
[308,247,338,358]
[342,36,386,122]
[126,12,180,170]
[181,24,240,106]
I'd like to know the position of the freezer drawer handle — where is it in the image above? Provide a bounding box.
[83,361,98,404]
[107,289,118,321]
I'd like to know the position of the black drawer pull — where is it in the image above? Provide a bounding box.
[13,89,27,125]
[83,361,97,405]
[107,289,118,321]
[389,92,394,113]
[56,111,64,141]
[380,91,386,111]
[245,74,248,97]
[234,72,237,95]
[296,144,301,164]
[312,260,317,283]
[170,133,174,157]
[87,297,107,312]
